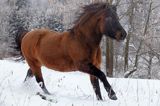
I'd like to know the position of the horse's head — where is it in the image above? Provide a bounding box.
[71,3,127,41]
[98,5,127,41]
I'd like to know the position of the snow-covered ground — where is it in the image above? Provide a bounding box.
[0,60,160,106]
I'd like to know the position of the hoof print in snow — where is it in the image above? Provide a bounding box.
[36,92,58,103]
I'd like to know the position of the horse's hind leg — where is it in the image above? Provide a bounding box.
[27,60,50,94]
[34,69,50,94]
[24,68,33,82]
[90,75,102,100]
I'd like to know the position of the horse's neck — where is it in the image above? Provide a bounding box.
[75,21,102,47]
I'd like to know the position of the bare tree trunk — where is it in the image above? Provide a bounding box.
[134,1,152,68]
[106,38,114,77]
[124,35,130,71]
[105,0,122,77]
[124,0,134,72]
[114,42,119,75]
[148,52,153,79]
[105,0,114,77]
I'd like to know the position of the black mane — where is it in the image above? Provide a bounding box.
[71,3,114,30]
[76,3,106,24]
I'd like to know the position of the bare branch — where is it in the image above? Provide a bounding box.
[124,68,137,78]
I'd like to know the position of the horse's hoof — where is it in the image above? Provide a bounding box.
[46,91,51,95]
[97,96,103,101]
[42,88,51,95]
[96,94,103,100]
[107,88,118,100]
[108,94,117,100]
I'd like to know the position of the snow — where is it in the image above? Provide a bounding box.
[0,60,160,106]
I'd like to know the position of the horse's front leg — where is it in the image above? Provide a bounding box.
[79,63,117,100]
[90,75,102,100]
[90,47,102,100]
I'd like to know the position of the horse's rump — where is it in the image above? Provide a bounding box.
[21,29,77,71]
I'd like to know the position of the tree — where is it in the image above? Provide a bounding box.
[106,0,122,77]
[8,0,30,56]
[124,0,160,78]
[105,0,114,77]
[8,0,64,57]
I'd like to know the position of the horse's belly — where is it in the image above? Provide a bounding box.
[42,58,76,72]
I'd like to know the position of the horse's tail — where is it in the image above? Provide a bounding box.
[11,27,28,61]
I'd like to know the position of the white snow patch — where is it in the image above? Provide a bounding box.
[0,60,160,106]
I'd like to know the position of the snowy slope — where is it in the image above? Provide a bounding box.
[0,60,160,106]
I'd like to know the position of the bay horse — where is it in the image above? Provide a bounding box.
[14,3,127,100]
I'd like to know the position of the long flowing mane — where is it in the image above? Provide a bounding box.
[72,2,109,30]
